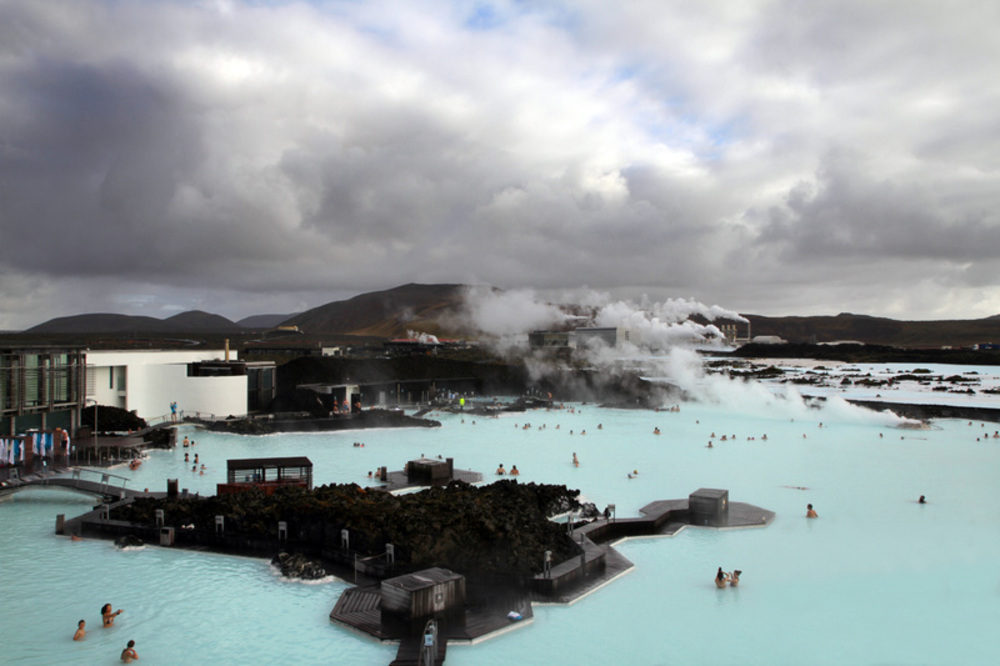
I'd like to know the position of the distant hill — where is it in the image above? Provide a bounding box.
[28,310,245,335]
[237,314,296,329]
[744,312,1000,348]
[21,283,1000,348]
[283,283,468,337]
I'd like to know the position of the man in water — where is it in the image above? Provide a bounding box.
[73,619,86,641]
[806,504,818,518]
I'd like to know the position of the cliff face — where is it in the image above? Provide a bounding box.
[114,480,581,576]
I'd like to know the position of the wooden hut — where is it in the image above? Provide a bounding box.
[689,488,729,526]
[216,456,313,496]
[380,567,465,619]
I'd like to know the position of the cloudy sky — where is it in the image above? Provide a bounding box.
[2,0,999,329]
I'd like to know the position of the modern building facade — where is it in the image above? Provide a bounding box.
[86,350,275,421]
[1,346,87,436]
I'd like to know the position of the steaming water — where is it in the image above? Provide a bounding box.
[2,386,1000,665]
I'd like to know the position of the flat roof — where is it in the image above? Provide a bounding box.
[226,456,312,469]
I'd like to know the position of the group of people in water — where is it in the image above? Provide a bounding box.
[495,463,520,476]
[73,603,137,661]
[715,567,741,589]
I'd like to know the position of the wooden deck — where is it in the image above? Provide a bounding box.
[330,584,533,645]
[374,468,483,493]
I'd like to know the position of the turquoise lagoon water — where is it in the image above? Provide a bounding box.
[2,390,1000,665]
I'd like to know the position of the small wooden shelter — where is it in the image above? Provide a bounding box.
[217,456,313,496]
[689,487,729,526]
[380,567,466,619]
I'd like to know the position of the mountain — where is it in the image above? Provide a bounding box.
[744,312,1000,348]
[237,314,296,329]
[28,310,245,334]
[282,283,469,337]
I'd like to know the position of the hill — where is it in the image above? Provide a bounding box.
[236,314,296,329]
[744,312,1000,348]
[28,310,245,335]
[282,283,468,337]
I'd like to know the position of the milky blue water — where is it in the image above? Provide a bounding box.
[3,385,999,665]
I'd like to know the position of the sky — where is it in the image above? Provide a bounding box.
[2,0,999,330]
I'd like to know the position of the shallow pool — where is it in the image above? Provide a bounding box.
[2,389,999,665]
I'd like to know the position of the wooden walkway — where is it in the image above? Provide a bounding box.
[390,636,446,666]
[0,467,162,501]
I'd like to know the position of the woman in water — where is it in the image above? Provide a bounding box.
[728,570,741,587]
[121,639,138,662]
[101,603,123,627]
[715,567,727,589]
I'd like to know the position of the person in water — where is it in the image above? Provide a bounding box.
[509,465,520,476]
[496,463,505,475]
[102,603,123,627]
[728,570,742,587]
[121,639,138,662]
[918,495,927,504]
[73,619,86,641]
[806,503,818,518]
[715,567,727,589]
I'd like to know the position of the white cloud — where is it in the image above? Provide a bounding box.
[2,0,1000,329]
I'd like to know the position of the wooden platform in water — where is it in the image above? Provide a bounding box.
[331,492,775,664]
[330,584,533,644]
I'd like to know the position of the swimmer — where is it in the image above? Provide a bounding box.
[715,567,727,589]
[572,452,579,467]
[728,570,742,587]
[510,465,520,476]
[707,441,713,448]
[496,464,506,476]
[653,427,661,435]
[918,495,926,504]
[184,453,189,462]
[121,639,138,663]
[182,436,189,447]
[806,503,818,518]
[101,603,123,627]
[73,619,86,641]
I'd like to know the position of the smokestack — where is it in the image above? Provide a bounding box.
[225,339,230,362]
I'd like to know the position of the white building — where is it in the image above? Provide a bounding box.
[85,350,270,422]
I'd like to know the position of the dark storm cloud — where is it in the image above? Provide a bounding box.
[1,0,999,328]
